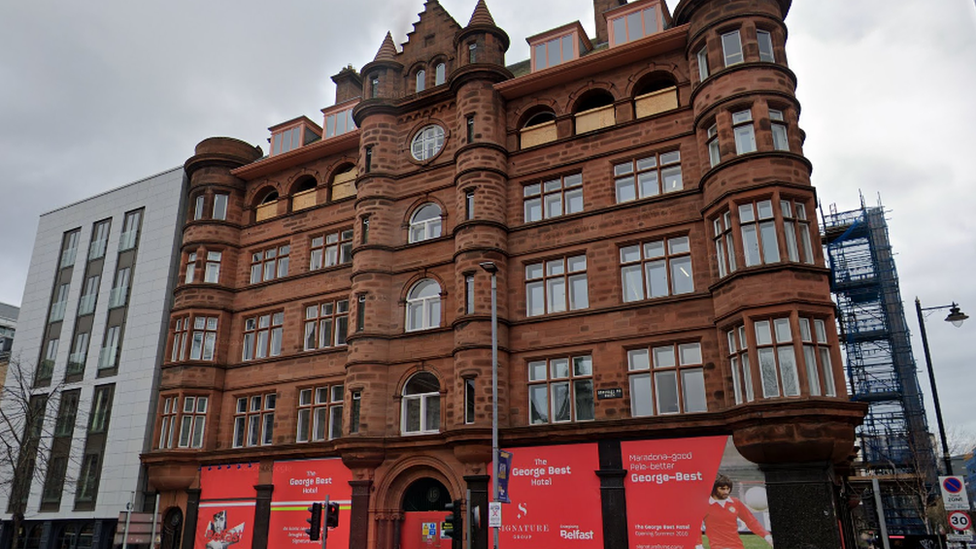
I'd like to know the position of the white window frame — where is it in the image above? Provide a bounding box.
[697,46,709,82]
[204,251,221,283]
[401,372,441,435]
[757,30,775,63]
[177,396,208,449]
[770,109,789,151]
[297,385,344,443]
[629,342,706,417]
[527,355,595,424]
[732,109,756,154]
[707,124,720,167]
[303,299,349,350]
[613,152,682,203]
[721,30,743,67]
[405,279,442,332]
[408,204,443,243]
[233,393,276,448]
[525,255,588,316]
[739,200,779,267]
[620,236,694,302]
[213,193,228,220]
[410,125,445,161]
[523,173,583,222]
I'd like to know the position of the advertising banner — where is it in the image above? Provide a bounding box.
[269,458,354,548]
[623,436,772,549]
[197,463,259,549]
[500,443,603,548]
[498,450,512,504]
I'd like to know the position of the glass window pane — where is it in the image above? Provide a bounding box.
[622,265,644,302]
[547,278,566,313]
[778,346,800,396]
[524,197,542,222]
[644,240,665,258]
[613,16,626,44]
[661,166,682,193]
[565,188,583,214]
[552,382,571,422]
[528,361,547,381]
[655,371,679,414]
[637,171,659,198]
[820,348,836,396]
[678,343,702,365]
[569,274,588,310]
[628,349,650,371]
[671,256,694,294]
[652,346,675,368]
[814,319,828,343]
[682,369,707,412]
[573,355,592,376]
[550,358,570,379]
[755,321,772,345]
[742,225,761,266]
[405,398,421,432]
[760,221,780,263]
[626,11,641,40]
[630,374,653,417]
[774,318,792,343]
[645,260,668,298]
[574,380,594,420]
[759,348,779,397]
[804,346,821,397]
[545,193,562,218]
[616,177,636,203]
[529,385,549,424]
[526,281,545,316]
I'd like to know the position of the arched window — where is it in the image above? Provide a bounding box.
[406,279,441,331]
[435,63,446,85]
[416,69,426,92]
[402,372,440,434]
[409,203,442,243]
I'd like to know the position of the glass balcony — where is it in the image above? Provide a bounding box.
[109,286,128,309]
[118,230,138,251]
[88,239,107,260]
[49,301,67,323]
[78,294,96,316]
[98,347,118,370]
[60,247,77,268]
[66,353,86,375]
[37,360,54,381]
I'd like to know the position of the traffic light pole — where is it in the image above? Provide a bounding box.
[322,495,329,549]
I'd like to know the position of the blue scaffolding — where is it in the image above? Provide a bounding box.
[822,198,937,536]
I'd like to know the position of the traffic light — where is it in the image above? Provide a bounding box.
[306,502,322,541]
[444,499,463,543]
[325,501,340,529]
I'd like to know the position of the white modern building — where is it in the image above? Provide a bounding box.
[0,167,185,549]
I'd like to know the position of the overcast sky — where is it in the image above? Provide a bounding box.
[1,0,974,444]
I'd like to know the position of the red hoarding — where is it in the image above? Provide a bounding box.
[269,458,354,548]
[500,443,603,548]
[623,437,727,549]
[197,463,260,549]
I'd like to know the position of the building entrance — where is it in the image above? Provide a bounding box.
[400,478,453,549]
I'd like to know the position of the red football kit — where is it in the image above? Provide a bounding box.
[695,496,770,549]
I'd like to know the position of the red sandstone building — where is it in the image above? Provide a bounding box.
[143,1,865,548]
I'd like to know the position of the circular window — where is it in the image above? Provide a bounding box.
[411,125,445,161]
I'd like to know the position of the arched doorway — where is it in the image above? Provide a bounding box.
[400,478,454,549]
[160,507,183,549]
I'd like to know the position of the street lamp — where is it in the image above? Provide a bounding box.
[479,261,499,549]
[914,298,968,475]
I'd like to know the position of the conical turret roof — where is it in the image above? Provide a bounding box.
[466,0,496,28]
[373,32,398,62]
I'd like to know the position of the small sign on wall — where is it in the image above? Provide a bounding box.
[597,388,623,400]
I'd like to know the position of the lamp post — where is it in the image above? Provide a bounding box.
[914,298,968,475]
[479,261,499,549]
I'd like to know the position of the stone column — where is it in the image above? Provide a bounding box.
[182,488,202,549]
[762,462,843,549]
[597,440,628,549]
[349,480,372,549]
[252,484,274,549]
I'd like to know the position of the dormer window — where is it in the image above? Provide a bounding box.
[270,117,322,157]
[528,23,590,72]
[608,2,663,47]
[324,104,357,139]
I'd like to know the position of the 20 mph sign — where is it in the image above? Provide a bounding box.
[948,511,971,532]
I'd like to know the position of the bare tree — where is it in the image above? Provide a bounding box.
[0,357,79,549]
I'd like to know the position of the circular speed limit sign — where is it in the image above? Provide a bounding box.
[949,511,971,532]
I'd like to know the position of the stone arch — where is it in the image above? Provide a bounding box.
[287,171,320,196]
[249,184,281,210]
[376,455,464,513]
[629,68,679,98]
